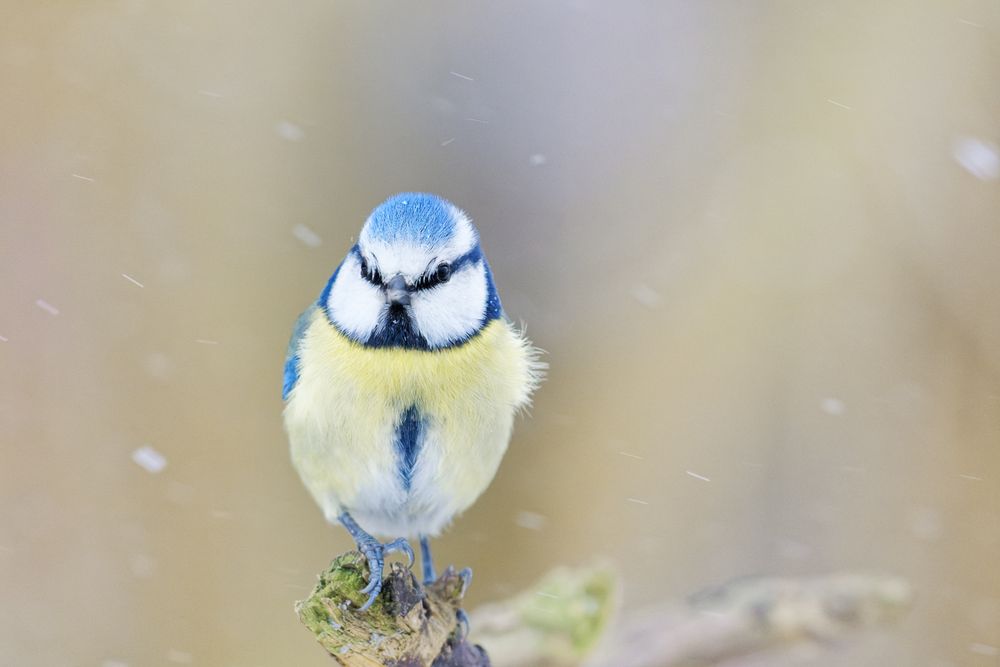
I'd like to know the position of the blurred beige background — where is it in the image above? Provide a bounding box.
[2,1,999,665]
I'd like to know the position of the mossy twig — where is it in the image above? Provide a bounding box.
[296,551,488,666]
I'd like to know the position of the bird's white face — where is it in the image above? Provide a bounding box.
[324,197,500,350]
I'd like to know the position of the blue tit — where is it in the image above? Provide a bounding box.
[282,193,544,610]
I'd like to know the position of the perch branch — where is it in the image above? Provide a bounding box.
[296,551,488,666]
[297,553,912,667]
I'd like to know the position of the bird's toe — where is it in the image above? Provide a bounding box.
[458,567,473,597]
[352,536,413,610]
[359,568,381,596]
[384,537,415,566]
[455,608,471,641]
[357,581,381,611]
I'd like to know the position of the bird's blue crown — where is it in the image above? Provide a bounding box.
[363,193,472,247]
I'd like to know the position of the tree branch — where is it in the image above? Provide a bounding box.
[296,553,912,667]
[473,571,913,667]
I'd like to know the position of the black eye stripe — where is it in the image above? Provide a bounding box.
[350,244,482,290]
[358,254,383,286]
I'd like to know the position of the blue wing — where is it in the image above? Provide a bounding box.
[282,305,317,400]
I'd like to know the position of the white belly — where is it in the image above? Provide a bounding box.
[344,415,502,537]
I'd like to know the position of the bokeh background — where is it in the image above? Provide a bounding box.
[2,1,999,665]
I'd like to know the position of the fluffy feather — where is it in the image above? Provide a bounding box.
[283,310,544,537]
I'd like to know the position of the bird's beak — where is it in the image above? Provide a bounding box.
[385,274,410,306]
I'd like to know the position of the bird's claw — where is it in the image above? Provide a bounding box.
[359,570,379,597]
[384,537,415,567]
[455,608,471,641]
[354,536,414,610]
[458,567,473,598]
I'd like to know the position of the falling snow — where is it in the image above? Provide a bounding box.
[515,510,547,531]
[430,96,457,114]
[121,273,144,288]
[953,137,999,181]
[775,538,812,561]
[449,71,474,81]
[820,398,846,416]
[686,470,711,482]
[35,299,59,316]
[166,649,193,664]
[908,507,943,542]
[132,445,167,473]
[292,224,322,248]
[969,643,998,657]
[130,554,157,578]
[144,352,173,380]
[528,154,547,166]
[276,120,305,142]
[630,283,662,308]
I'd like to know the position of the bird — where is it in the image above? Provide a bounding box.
[282,193,544,610]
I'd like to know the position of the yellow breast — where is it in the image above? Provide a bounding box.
[283,309,542,536]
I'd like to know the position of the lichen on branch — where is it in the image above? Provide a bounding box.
[296,551,488,667]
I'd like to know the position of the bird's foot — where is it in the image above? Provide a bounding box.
[354,536,414,611]
[449,568,473,641]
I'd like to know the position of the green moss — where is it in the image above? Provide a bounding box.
[296,551,411,654]
[295,549,488,665]
[517,565,618,659]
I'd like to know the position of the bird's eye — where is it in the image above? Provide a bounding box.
[410,262,452,291]
[360,257,382,285]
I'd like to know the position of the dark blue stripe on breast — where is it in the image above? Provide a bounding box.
[395,406,423,491]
